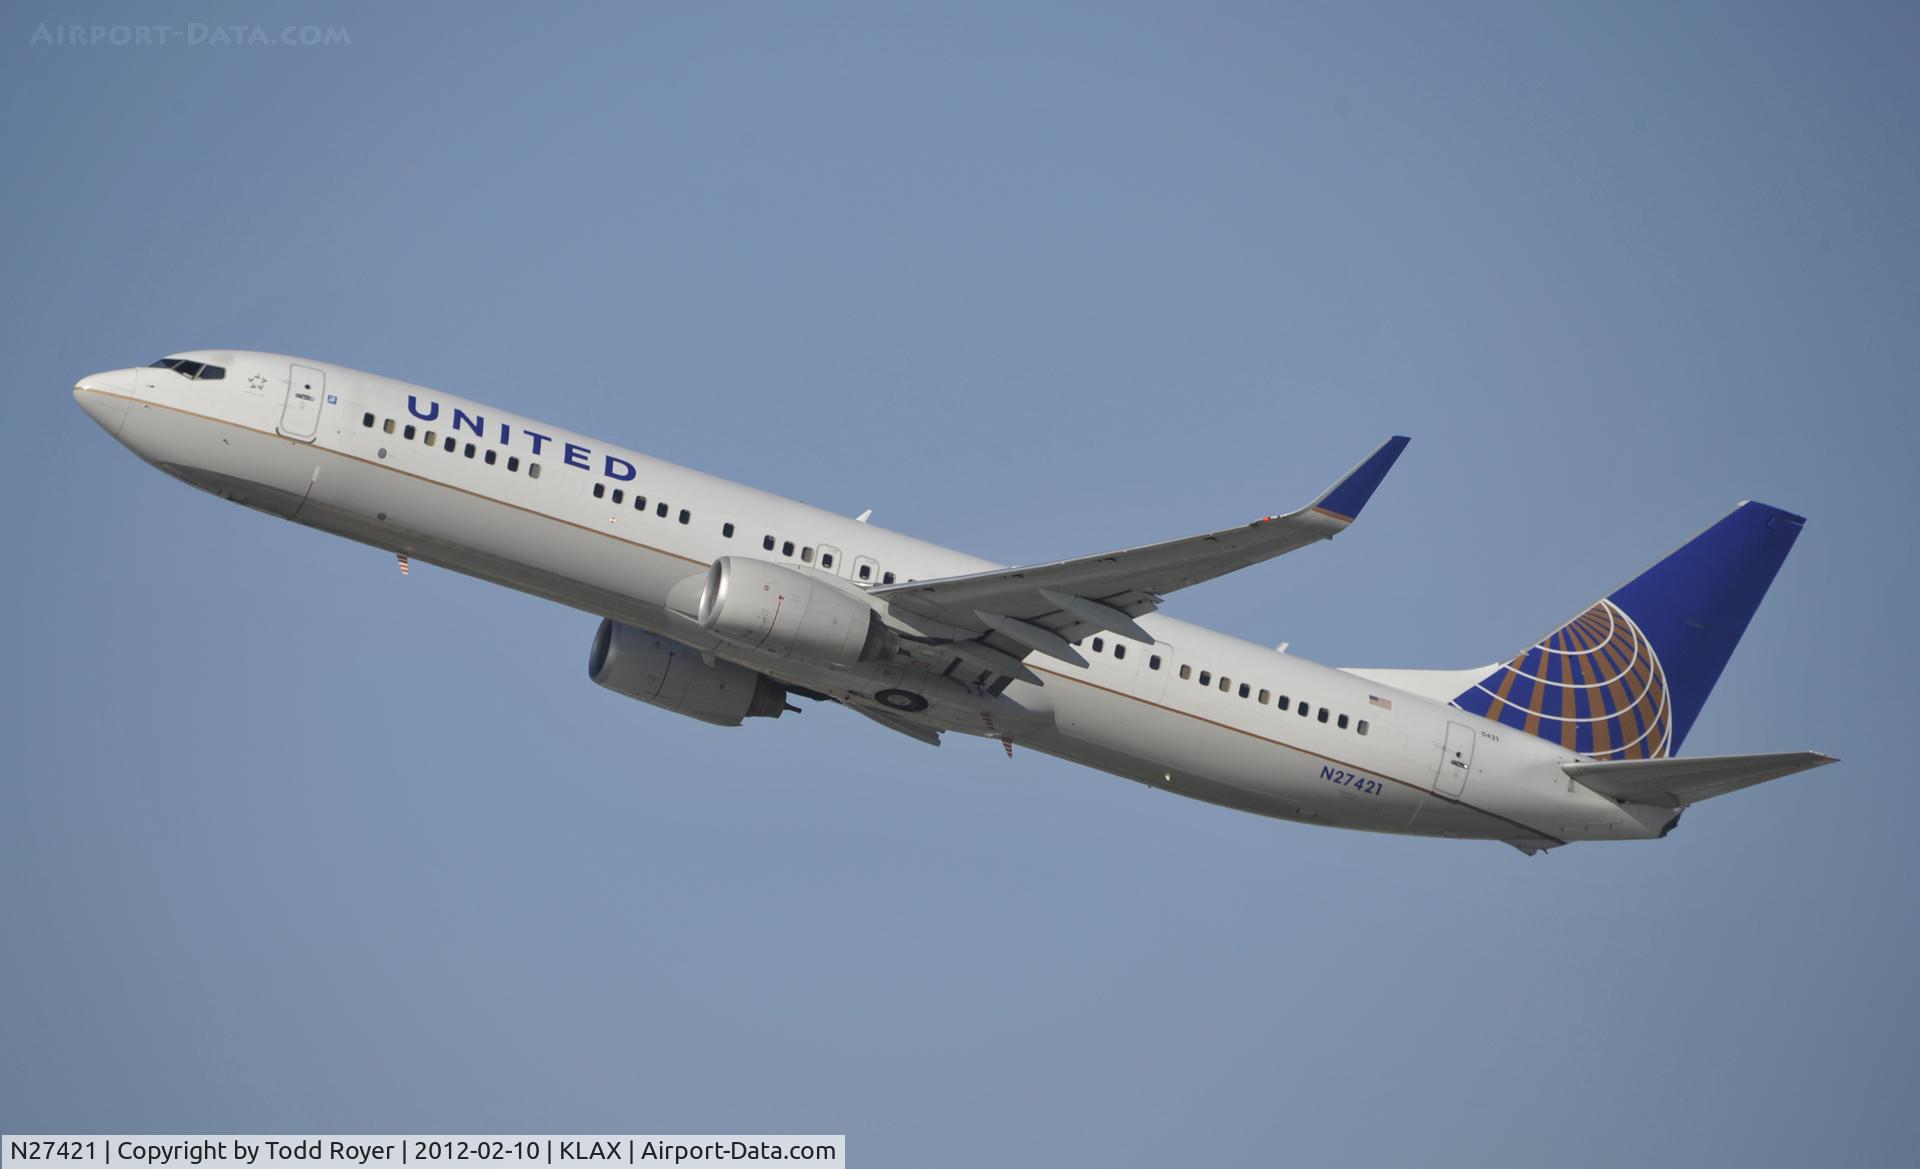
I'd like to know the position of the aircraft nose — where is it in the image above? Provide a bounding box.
[74,370,132,438]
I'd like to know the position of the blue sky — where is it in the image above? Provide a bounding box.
[3,3,1915,1165]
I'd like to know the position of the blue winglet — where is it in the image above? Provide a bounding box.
[1312,435,1410,522]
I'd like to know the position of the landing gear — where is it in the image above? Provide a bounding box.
[874,688,929,713]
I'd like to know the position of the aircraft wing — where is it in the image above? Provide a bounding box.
[872,436,1409,687]
[1563,751,1837,808]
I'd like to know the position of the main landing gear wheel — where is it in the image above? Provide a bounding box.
[874,688,929,713]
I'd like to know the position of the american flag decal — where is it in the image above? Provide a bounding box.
[396,553,410,576]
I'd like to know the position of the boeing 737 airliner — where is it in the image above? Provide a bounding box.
[74,351,1834,852]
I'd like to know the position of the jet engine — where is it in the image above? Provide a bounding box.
[696,557,895,666]
[588,619,789,727]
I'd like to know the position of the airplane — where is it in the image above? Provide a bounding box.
[73,350,1835,853]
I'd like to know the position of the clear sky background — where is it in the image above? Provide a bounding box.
[3,3,1916,1165]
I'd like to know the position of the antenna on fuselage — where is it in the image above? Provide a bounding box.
[855,509,872,523]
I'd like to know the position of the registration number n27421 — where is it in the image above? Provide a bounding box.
[1321,765,1383,796]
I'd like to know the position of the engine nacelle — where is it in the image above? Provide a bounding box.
[588,619,789,727]
[697,557,894,666]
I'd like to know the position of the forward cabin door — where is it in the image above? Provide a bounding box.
[1436,721,1476,800]
[279,363,327,441]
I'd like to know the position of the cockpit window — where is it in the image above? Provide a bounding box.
[148,358,224,380]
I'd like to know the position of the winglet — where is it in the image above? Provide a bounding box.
[1311,435,1410,523]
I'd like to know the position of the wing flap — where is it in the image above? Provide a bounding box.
[1563,751,1837,808]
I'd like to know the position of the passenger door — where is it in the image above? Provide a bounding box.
[279,363,327,441]
[1435,722,1476,800]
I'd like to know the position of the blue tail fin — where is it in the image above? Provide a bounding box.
[1451,502,1805,759]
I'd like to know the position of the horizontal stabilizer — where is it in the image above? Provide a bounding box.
[1563,751,1836,808]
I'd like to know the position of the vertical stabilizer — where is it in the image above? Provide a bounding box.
[1451,503,1805,758]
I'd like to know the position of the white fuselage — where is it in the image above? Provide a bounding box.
[75,351,1674,849]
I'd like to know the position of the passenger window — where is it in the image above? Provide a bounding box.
[783,541,795,557]
[1238,683,1250,698]
[593,483,606,499]
[1092,637,1104,653]
[1113,644,1125,659]
[821,552,834,568]
[723,523,735,538]
[529,463,541,479]
[882,571,895,584]
[1149,655,1161,670]
[384,419,397,435]
[1278,695,1290,711]
[1337,714,1349,729]
[443,436,456,452]
[1299,703,1310,718]
[1179,664,1191,680]
[362,413,375,428]
[463,443,476,458]
[1198,671,1211,686]
[507,456,520,472]
[801,546,813,563]
[424,430,436,445]
[634,496,646,510]
[679,509,690,524]
[612,489,624,504]
[763,535,776,551]
[657,502,669,518]
[1318,707,1329,723]
[1258,689,1270,704]
[404,424,416,440]
[858,564,871,580]
[1219,677,1232,693]
[484,449,496,465]
[1357,720,1369,736]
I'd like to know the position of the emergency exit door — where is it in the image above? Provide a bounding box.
[1130,641,1175,703]
[279,363,327,440]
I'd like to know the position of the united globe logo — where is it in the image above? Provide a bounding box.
[1453,599,1673,759]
